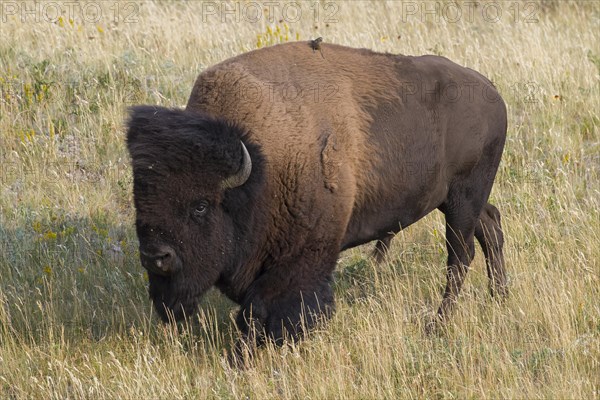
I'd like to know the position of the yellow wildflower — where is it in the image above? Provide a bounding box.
[43,231,57,240]
[32,221,43,233]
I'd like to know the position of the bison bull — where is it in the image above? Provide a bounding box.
[127,42,507,346]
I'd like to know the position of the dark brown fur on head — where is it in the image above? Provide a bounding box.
[126,106,264,321]
[127,106,246,182]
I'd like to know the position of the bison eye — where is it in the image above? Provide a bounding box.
[192,201,209,221]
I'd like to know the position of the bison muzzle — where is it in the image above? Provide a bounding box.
[126,41,508,349]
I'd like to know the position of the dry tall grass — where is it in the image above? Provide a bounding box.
[0,1,598,398]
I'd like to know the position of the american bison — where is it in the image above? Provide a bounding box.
[127,41,507,348]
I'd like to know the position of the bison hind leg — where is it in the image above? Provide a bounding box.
[475,203,508,299]
[437,206,477,320]
[371,234,394,263]
[436,175,490,321]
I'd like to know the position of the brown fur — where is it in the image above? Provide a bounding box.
[127,42,507,351]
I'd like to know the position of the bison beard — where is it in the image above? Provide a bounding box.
[126,41,508,360]
[148,274,197,322]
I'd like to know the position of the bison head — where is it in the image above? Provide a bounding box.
[126,106,259,321]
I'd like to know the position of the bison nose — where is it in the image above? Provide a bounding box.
[140,245,179,276]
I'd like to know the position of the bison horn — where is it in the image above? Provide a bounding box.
[221,141,252,189]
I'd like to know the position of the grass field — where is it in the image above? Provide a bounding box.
[0,1,599,398]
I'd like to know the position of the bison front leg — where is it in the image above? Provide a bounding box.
[234,265,335,352]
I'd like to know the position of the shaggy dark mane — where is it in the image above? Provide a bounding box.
[126,106,249,180]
